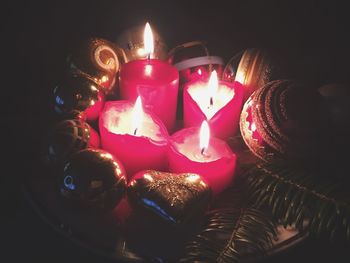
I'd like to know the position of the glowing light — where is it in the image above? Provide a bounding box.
[100,152,113,159]
[251,122,257,132]
[145,64,152,76]
[144,22,154,57]
[100,76,108,84]
[235,68,246,84]
[199,120,210,155]
[131,96,143,136]
[90,85,98,91]
[186,174,200,183]
[137,48,145,56]
[208,70,218,106]
[144,173,154,182]
[198,68,202,75]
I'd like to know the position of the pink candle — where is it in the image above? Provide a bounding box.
[183,70,243,139]
[168,121,237,195]
[99,97,169,179]
[119,23,179,132]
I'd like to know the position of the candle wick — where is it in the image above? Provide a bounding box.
[133,128,138,136]
[201,147,206,155]
[210,96,213,107]
[147,54,151,63]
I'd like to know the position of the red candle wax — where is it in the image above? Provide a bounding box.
[167,122,237,195]
[119,59,179,132]
[183,71,243,139]
[99,100,169,180]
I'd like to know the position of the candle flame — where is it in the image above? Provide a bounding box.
[144,22,154,58]
[208,70,218,106]
[131,96,143,136]
[199,120,210,155]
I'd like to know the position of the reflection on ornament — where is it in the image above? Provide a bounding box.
[53,72,105,121]
[43,119,100,166]
[60,148,127,211]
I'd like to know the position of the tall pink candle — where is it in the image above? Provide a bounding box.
[119,23,179,132]
[99,98,169,179]
[183,70,243,139]
[167,121,237,195]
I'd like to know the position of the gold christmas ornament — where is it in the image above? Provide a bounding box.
[240,79,325,162]
[224,48,279,103]
[67,38,126,95]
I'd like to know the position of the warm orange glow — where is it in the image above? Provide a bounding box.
[131,96,144,135]
[186,174,200,183]
[235,68,246,84]
[251,122,257,132]
[90,84,98,91]
[208,70,218,105]
[145,64,152,76]
[199,120,210,154]
[143,173,154,182]
[144,22,154,57]
[101,75,109,83]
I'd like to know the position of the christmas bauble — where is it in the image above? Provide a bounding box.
[224,48,287,103]
[115,24,168,62]
[240,79,325,162]
[53,72,105,121]
[128,170,212,226]
[67,38,125,94]
[60,149,127,211]
[42,119,100,166]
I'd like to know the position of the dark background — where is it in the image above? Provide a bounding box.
[6,0,350,262]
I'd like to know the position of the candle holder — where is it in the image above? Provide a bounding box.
[24,25,350,263]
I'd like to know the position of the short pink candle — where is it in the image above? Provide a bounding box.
[99,97,169,179]
[119,23,179,132]
[183,70,243,139]
[168,121,237,195]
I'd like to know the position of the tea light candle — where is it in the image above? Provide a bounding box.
[168,121,237,195]
[183,70,244,139]
[119,23,179,132]
[99,97,169,179]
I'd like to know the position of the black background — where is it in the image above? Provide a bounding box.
[6,0,350,262]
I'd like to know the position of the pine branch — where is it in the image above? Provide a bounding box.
[243,162,350,241]
[179,187,277,262]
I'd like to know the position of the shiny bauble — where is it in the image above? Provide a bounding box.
[224,48,287,103]
[67,38,125,94]
[128,170,212,226]
[53,72,105,121]
[115,24,167,62]
[42,119,100,166]
[240,79,326,162]
[60,149,127,211]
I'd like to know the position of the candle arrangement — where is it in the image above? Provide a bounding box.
[36,21,350,263]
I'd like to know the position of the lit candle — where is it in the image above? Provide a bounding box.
[119,22,179,132]
[167,121,237,195]
[99,96,169,179]
[183,70,244,139]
